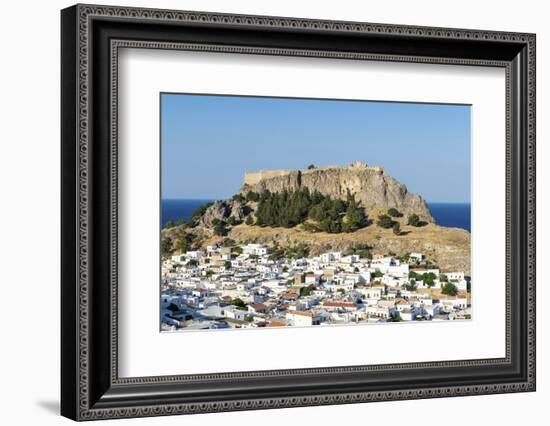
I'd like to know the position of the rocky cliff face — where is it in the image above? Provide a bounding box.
[197,199,246,228]
[241,161,434,222]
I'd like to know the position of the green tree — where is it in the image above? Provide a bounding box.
[391,314,403,322]
[224,260,232,270]
[441,282,458,296]
[227,216,237,226]
[440,273,448,283]
[342,192,367,232]
[307,164,316,169]
[404,280,417,291]
[232,193,246,203]
[245,215,254,225]
[284,243,309,259]
[268,250,282,261]
[252,188,365,234]
[300,286,314,297]
[231,246,243,255]
[376,214,395,229]
[213,219,228,236]
[161,237,173,258]
[175,238,190,252]
[220,238,235,247]
[164,220,175,229]
[230,298,247,310]
[301,222,319,232]
[387,208,402,218]
[392,222,401,235]
[167,303,179,313]
[345,244,373,259]
[245,191,260,202]
[399,252,411,262]
[174,232,193,252]
[423,272,437,288]
[407,214,420,227]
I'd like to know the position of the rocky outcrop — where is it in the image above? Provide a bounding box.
[241,161,434,223]
[197,199,246,227]
[227,200,246,222]
[198,201,226,227]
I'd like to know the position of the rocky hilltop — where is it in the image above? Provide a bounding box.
[241,161,434,223]
[162,161,470,274]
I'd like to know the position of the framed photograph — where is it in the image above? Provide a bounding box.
[61,4,536,421]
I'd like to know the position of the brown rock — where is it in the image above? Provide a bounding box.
[241,161,434,223]
[198,199,247,227]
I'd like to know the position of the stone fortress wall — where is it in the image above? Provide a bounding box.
[243,169,295,186]
[243,161,384,186]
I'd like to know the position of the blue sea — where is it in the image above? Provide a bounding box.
[161,199,471,233]
[427,203,471,232]
[161,199,214,227]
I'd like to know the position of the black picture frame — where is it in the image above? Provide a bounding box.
[61,4,536,421]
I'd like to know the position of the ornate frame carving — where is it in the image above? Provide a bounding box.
[61,4,536,421]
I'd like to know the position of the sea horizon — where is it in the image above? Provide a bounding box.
[161,198,471,232]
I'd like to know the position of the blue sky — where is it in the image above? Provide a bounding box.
[161,93,471,203]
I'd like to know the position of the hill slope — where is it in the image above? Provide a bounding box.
[162,161,470,274]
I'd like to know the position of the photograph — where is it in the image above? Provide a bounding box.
[57,3,537,421]
[159,94,472,332]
